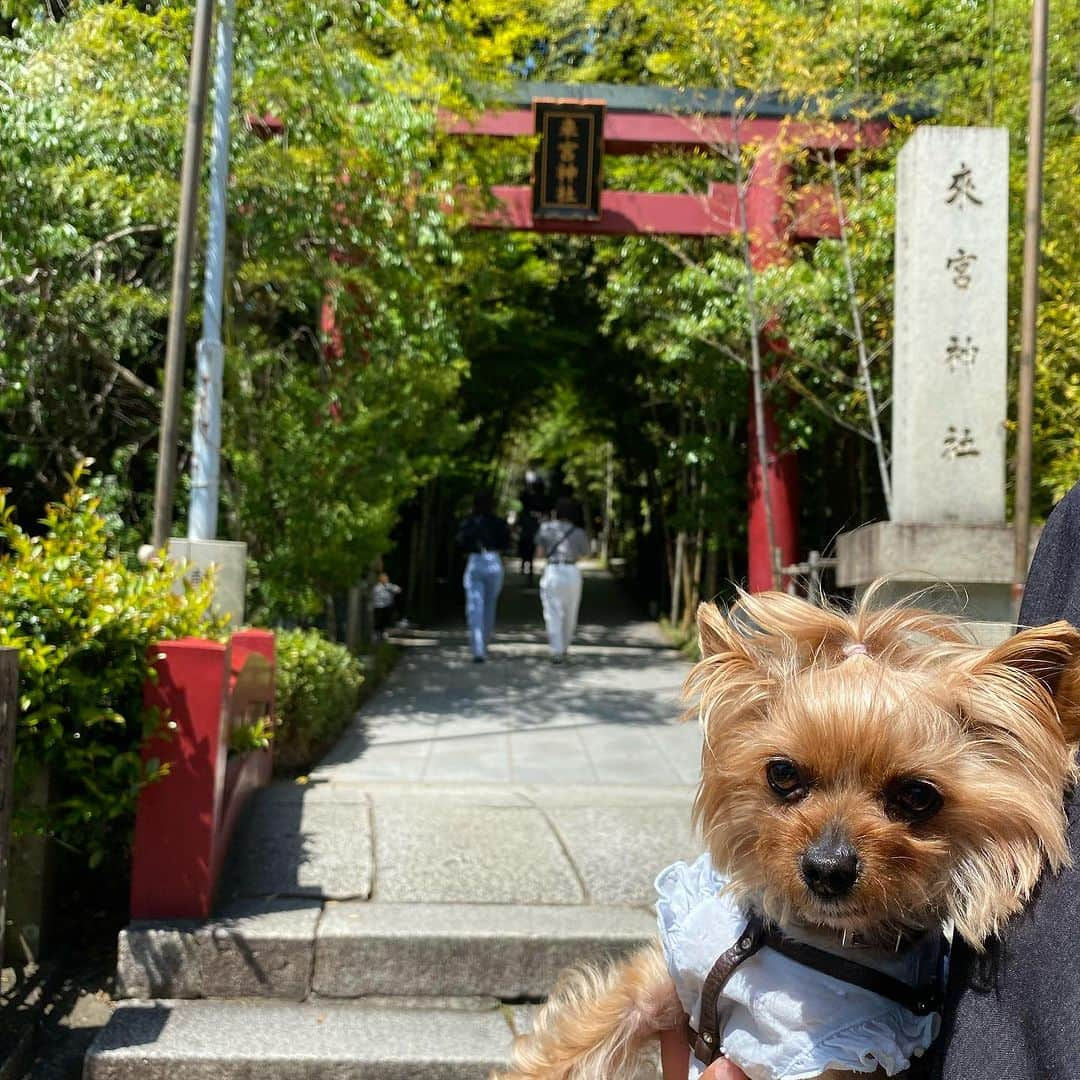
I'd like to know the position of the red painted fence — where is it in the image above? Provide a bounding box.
[130,629,275,919]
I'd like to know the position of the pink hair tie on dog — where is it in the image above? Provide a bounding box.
[842,642,869,658]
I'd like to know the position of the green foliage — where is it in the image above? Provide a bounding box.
[0,463,225,868]
[272,628,365,771]
[0,0,482,606]
[1,0,1076,635]
[229,715,275,755]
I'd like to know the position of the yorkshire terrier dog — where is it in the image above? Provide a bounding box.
[496,588,1080,1080]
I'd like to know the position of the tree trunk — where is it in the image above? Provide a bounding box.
[671,530,686,626]
[345,584,362,652]
[416,484,434,623]
[705,545,719,605]
[830,150,892,517]
[405,498,422,618]
[0,650,17,970]
[324,594,338,642]
[686,521,705,628]
[602,441,615,564]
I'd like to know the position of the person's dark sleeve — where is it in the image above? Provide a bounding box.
[1018,482,1080,629]
[455,517,474,551]
[923,802,1080,1080]
[913,481,1080,1080]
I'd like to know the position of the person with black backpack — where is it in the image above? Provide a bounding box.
[535,496,590,664]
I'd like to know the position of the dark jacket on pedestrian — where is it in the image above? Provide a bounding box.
[455,513,510,555]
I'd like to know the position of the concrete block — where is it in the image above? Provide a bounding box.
[219,785,372,901]
[892,126,1009,525]
[167,539,247,627]
[313,902,655,998]
[371,804,583,904]
[835,521,1041,623]
[546,805,699,905]
[84,1000,513,1080]
[117,901,321,1001]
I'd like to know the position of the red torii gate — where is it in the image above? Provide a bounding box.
[443,82,890,592]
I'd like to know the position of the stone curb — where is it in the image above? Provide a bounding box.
[314,902,655,999]
[116,901,655,1002]
[117,901,320,1001]
[84,999,512,1080]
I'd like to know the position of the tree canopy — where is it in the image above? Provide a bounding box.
[1,0,1076,623]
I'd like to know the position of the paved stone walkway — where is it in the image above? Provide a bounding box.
[90,565,703,1078]
[316,565,701,787]
[219,564,703,911]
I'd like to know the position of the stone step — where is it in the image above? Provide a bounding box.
[84,999,516,1079]
[118,901,656,1001]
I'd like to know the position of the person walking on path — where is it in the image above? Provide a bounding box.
[371,572,402,640]
[455,491,510,663]
[535,496,591,664]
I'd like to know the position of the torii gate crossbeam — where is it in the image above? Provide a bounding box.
[444,81,896,591]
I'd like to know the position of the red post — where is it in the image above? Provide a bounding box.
[229,628,275,694]
[745,144,799,592]
[214,630,275,887]
[131,639,228,919]
[320,291,344,362]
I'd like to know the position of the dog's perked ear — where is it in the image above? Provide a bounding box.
[965,620,1080,743]
[942,622,1080,945]
[687,592,851,730]
[695,600,733,660]
[687,600,775,732]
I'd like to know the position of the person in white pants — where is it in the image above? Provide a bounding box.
[535,497,591,663]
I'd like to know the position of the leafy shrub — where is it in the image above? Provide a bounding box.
[0,465,225,868]
[273,628,365,771]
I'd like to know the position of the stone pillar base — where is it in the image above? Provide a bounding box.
[835,522,1038,625]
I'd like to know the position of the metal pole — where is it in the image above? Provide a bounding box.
[0,649,17,972]
[151,0,217,550]
[1012,0,1049,616]
[189,0,235,541]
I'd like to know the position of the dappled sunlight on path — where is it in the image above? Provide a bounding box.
[313,563,701,787]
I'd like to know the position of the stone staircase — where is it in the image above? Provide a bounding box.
[85,581,700,1078]
[83,781,694,1078]
[86,901,656,1077]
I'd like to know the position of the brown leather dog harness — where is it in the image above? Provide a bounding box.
[689,913,948,1067]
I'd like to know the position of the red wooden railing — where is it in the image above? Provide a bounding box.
[130,629,274,919]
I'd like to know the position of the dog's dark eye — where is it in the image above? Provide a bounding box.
[885,779,943,822]
[766,758,807,801]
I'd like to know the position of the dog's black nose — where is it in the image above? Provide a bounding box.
[800,834,860,899]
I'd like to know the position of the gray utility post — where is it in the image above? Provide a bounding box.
[151,0,216,550]
[189,0,236,542]
[170,0,248,628]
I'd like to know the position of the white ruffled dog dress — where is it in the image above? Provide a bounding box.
[656,853,945,1080]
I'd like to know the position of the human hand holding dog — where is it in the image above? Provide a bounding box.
[659,1021,747,1079]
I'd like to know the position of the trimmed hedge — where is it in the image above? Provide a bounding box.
[273,628,365,771]
[0,466,225,868]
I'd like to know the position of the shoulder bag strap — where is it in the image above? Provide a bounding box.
[545,525,576,559]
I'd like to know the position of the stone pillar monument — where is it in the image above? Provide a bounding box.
[837,127,1030,629]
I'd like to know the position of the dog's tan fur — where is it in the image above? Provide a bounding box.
[495,587,1080,1080]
